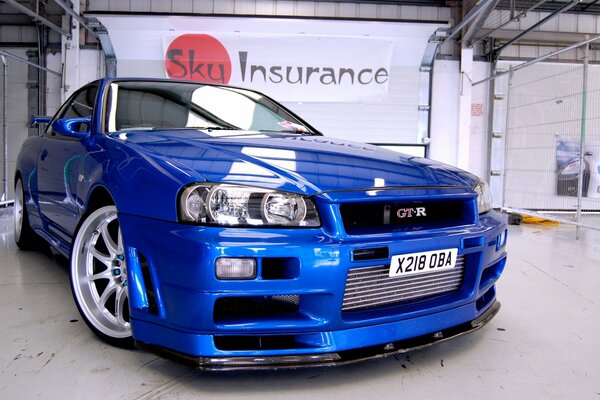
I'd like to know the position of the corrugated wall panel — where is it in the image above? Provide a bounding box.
[234,1,256,15]
[121,0,138,10]
[418,6,440,21]
[358,4,378,18]
[85,0,450,23]
[215,0,235,14]
[558,12,577,32]
[285,66,420,143]
[337,3,358,18]
[108,0,128,12]
[315,2,336,17]
[150,0,173,13]
[173,0,194,13]
[192,0,215,14]
[577,14,595,32]
[296,1,316,16]
[399,5,418,20]
[255,1,276,15]
[379,5,399,19]
[0,26,37,44]
[275,1,296,15]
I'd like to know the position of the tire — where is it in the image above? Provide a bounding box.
[70,205,134,348]
[14,178,41,250]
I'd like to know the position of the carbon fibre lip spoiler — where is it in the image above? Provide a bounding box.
[135,300,500,371]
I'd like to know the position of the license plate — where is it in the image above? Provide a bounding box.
[389,248,458,278]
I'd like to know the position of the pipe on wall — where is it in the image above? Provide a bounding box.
[1,55,7,203]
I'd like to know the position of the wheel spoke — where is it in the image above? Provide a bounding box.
[115,286,128,325]
[117,228,124,254]
[98,281,117,309]
[100,218,119,257]
[89,246,112,269]
[88,270,112,282]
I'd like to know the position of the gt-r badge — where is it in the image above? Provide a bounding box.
[396,207,427,218]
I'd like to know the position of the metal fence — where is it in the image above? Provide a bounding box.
[494,52,600,234]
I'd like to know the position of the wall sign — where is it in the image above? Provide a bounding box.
[162,33,393,102]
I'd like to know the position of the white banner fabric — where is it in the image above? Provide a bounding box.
[161,33,393,102]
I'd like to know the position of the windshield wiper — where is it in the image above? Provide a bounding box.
[258,129,318,135]
[189,126,240,131]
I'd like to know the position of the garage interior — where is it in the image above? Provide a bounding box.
[1,0,599,399]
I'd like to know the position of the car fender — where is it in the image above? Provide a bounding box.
[78,134,199,223]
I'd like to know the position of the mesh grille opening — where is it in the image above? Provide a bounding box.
[342,255,466,312]
[214,295,300,323]
[341,200,473,234]
[214,335,299,351]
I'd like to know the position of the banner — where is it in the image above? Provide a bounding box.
[162,33,393,102]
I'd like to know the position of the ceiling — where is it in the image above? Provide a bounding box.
[2,0,600,51]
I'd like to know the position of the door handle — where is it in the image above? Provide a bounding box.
[40,149,48,161]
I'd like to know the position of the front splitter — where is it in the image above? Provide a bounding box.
[135,300,500,371]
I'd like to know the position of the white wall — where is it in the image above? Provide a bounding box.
[430,60,459,167]
[0,49,31,201]
[469,61,491,179]
[429,59,491,180]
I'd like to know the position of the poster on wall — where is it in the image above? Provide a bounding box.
[555,138,591,197]
[162,33,393,103]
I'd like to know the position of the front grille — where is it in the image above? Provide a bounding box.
[340,199,473,234]
[342,255,465,312]
[214,295,300,323]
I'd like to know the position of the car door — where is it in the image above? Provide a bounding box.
[37,84,98,244]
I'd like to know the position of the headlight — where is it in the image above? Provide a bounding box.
[179,183,320,227]
[473,179,492,214]
[559,161,580,176]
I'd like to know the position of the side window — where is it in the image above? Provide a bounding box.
[46,84,98,137]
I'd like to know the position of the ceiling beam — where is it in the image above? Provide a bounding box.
[3,0,71,38]
[53,0,97,37]
[462,0,501,47]
[472,0,549,45]
[474,34,600,86]
[479,28,593,45]
[442,0,498,46]
[492,0,582,57]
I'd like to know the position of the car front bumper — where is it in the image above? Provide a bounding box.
[119,209,507,369]
[135,300,500,370]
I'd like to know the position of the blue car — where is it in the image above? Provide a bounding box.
[14,78,507,369]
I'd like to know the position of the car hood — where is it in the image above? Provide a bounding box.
[116,130,477,195]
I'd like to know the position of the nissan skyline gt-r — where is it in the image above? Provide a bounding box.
[14,78,507,370]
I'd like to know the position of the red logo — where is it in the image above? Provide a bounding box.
[164,34,232,84]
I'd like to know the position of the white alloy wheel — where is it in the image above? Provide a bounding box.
[14,178,39,250]
[14,179,24,243]
[70,205,133,345]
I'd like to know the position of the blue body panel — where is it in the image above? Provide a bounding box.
[121,211,506,357]
[15,78,507,365]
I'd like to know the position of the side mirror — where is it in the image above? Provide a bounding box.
[52,116,91,139]
[30,116,52,126]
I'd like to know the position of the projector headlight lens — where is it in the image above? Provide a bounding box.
[179,183,320,227]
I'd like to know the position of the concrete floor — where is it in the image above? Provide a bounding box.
[1,208,599,400]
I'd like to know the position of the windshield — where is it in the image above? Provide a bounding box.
[104,81,315,135]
